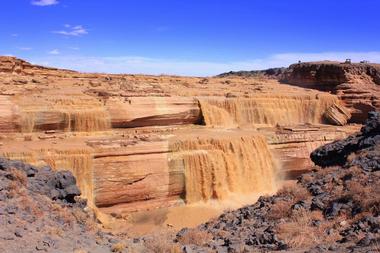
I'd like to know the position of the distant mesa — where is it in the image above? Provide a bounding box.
[217,67,287,79]
[281,60,380,86]
[281,60,380,123]
[0,56,76,75]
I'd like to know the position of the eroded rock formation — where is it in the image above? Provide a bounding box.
[0,56,360,219]
[198,94,350,127]
[282,61,380,123]
[177,112,380,252]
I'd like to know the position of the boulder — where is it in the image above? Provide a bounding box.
[311,112,380,168]
[323,103,351,126]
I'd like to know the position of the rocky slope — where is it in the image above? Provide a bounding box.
[311,111,380,169]
[0,158,119,253]
[176,112,379,252]
[282,61,380,123]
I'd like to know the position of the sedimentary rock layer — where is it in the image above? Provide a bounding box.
[106,96,201,128]
[282,61,380,123]
[0,124,358,214]
[0,95,200,132]
[2,144,95,206]
[0,57,361,215]
[265,125,359,177]
[282,61,380,86]
[0,56,76,76]
[93,130,279,211]
[0,96,19,132]
[0,93,350,132]
[93,140,175,209]
[198,94,348,127]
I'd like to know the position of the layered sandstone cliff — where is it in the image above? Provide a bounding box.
[0,56,359,218]
[0,56,77,76]
[282,61,380,123]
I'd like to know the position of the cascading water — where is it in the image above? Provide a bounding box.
[170,131,278,203]
[198,94,339,127]
[64,109,111,132]
[19,108,111,132]
[15,94,111,133]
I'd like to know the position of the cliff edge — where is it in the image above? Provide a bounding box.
[282,61,380,123]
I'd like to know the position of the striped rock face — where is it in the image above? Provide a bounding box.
[0,56,359,220]
[282,61,380,123]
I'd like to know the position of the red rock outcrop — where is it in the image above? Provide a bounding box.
[106,96,201,128]
[0,56,76,76]
[282,61,380,123]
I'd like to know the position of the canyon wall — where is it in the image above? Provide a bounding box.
[0,95,201,132]
[0,93,349,133]
[0,56,77,76]
[0,56,360,216]
[282,61,380,87]
[106,96,201,128]
[282,61,380,123]
[198,94,347,127]
[1,125,358,214]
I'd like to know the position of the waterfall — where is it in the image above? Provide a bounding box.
[170,132,278,203]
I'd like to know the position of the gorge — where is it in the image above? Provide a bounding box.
[0,56,379,252]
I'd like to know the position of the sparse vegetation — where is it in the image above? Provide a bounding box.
[144,232,182,253]
[111,242,126,252]
[0,158,110,252]
[277,184,310,202]
[267,200,291,220]
[177,229,213,246]
[277,210,342,249]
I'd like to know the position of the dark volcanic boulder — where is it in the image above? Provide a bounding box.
[310,135,360,167]
[311,112,380,169]
[361,111,380,135]
[0,157,81,203]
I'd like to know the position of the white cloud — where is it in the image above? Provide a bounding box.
[48,49,60,55]
[28,51,380,76]
[31,0,59,6]
[11,33,19,37]
[18,47,32,51]
[53,25,88,37]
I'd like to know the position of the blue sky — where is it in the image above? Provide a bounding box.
[1,0,379,76]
